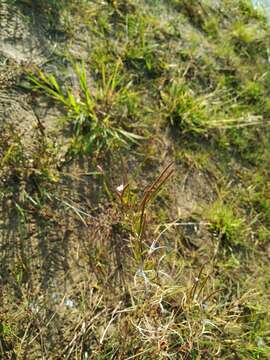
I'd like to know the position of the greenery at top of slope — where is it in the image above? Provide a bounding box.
[19,0,270,164]
[1,0,270,359]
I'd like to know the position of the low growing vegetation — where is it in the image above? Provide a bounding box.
[1,0,270,359]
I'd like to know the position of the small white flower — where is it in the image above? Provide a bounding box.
[64,298,75,309]
[116,184,124,192]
